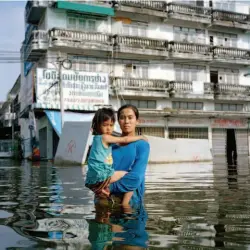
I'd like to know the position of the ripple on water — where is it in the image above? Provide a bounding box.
[1,160,250,249]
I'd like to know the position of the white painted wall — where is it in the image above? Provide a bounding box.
[149,23,173,40]
[204,101,215,111]
[157,99,171,110]
[147,136,212,163]
[46,8,67,30]
[239,69,250,86]
[238,33,249,50]
[234,1,249,14]
[149,63,174,80]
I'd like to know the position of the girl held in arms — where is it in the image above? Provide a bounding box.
[85,108,147,206]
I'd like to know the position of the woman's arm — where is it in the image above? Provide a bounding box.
[110,141,150,193]
[102,134,147,146]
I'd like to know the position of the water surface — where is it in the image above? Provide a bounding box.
[0,159,250,249]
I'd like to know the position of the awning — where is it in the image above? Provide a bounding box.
[45,110,121,137]
[56,1,114,16]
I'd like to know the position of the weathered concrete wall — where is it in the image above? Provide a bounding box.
[147,136,212,163]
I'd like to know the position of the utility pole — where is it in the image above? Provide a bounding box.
[58,58,64,131]
[57,57,72,132]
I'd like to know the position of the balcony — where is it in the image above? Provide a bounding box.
[25,0,49,24]
[111,0,166,18]
[111,77,170,98]
[212,10,250,30]
[166,3,211,24]
[169,81,213,99]
[169,41,212,61]
[49,28,113,55]
[113,35,168,59]
[212,46,250,65]
[23,30,48,62]
[207,82,250,101]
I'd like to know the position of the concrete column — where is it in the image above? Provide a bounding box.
[164,117,169,138]
[208,119,213,152]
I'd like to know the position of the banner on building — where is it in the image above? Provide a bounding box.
[36,68,109,110]
[211,119,248,129]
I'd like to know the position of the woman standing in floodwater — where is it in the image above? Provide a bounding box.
[96,104,150,207]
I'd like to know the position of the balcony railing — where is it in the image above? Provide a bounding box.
[114,35,168,50]
[205,82,250,96]
[24,30,48,60]
[170,81,193,92]
[167,3,211,16]
[118,0,165,10]
[213,46,250,59]
[216,83,250,95]
[169,41,211,55]
[212,9,250,23]
[112,77,169,92]
[50,28,111,44]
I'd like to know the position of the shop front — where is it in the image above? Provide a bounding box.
[168,118,210,140]
[136,117,166,138]
[211,118,248,165]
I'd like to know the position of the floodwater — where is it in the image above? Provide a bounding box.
[0,159,250,249]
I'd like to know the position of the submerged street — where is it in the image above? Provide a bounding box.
[0,159,250,249]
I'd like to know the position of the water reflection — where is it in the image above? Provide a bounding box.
[0,159,250,249]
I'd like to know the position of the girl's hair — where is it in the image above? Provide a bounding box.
[117,104,139,120]
[92,108,115,135]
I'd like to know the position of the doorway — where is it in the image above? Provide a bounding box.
[210,36,214,46]
[53,129,59,158]
[210,71,219,96]
[226,129,237,166]
[39,127,47,159]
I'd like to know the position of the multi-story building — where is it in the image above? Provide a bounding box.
[19,0,250,161]
[0,75,20,129]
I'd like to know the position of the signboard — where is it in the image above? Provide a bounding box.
[138,117,165,127]
[168,118,209,127]
[211,119,248,129]
[36,68,109,110]
[55,121,92,165]
[20,68,34,112]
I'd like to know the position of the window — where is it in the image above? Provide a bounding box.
[123,22,147,37]
[67,14,98,32]
[215,103,244,111]
[136,127,165,138]
[211,68,239,84]
[210,32,237,48]
[174,26,205,44]
[215,0,235,12]
[175,64,205,82]
[124,64,149,78]
[123,99,156,109]
[70,56,109,73]
[173,101,204,110]
[169,127,208,139]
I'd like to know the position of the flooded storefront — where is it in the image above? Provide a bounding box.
[211,118,249,165]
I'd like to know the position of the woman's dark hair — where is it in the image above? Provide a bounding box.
[92,108,115,135]
[117,104,139,120]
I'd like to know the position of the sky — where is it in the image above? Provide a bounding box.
[0,1,25,102]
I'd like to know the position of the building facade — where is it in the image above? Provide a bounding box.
[19,0,250,161]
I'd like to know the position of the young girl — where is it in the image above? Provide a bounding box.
[85,108,147,206]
